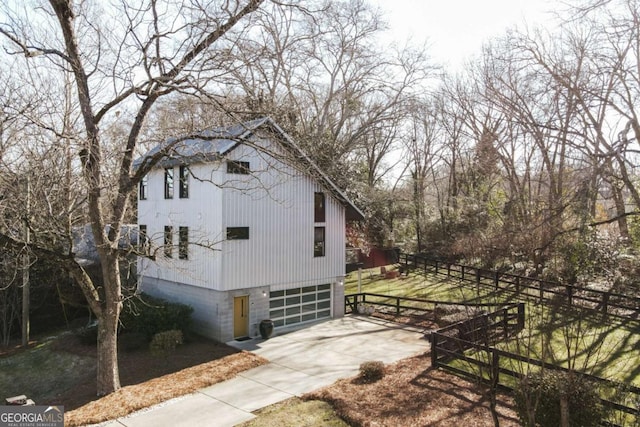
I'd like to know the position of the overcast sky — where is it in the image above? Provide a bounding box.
[373,0,561,68]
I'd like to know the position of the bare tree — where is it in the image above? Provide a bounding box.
[0,0,266,395]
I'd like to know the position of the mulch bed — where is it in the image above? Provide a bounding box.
[49,332,258,411]
[306,353,521,426]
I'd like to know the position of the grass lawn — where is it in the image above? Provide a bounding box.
[0,336,95,404]
[346,265,640,385]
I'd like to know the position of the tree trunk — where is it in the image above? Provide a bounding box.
[95,252,123,395]
[96,305,120,395]
[612,184,630,240]
[560,394,569,427]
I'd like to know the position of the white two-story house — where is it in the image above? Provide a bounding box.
[135,117,363,342]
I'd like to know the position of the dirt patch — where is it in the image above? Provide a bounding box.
[306,353,521,426]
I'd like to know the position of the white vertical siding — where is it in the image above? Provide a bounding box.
[220,140,345,291]
[138,134,347,293]
[137,162,224,289]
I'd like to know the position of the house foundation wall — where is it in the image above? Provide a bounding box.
[140,277,270,342]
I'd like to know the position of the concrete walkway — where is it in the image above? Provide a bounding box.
[101,316,430,427]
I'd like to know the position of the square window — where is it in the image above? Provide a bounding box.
[314,226,325,257]
[226,160,250,174]
[226,227,249,240]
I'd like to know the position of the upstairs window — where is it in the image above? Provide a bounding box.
[164,225,173,258]
[314,192,325,222]
[227,227,250,240]
[226,160,250,175]
[164,168,174,199]
[314,227,325,257]
[179,165,189,199]
[139,175,148,200]
[178,226,189,260]
[138,224,148,254]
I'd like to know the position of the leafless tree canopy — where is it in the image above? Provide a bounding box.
[1,0,640,397]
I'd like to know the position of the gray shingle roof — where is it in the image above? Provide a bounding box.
[133,117,269,168]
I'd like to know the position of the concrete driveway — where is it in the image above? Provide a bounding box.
[104,316,430,427]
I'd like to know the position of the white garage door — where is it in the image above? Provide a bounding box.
[269,284,331,327]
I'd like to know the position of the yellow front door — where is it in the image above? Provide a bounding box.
[233,296,249,338]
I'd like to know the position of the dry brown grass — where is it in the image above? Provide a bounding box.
[307,353,521,427]
[65,351,266,426]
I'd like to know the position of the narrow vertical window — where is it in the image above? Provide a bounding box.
[164,167,174,199]
[139,224,148,254]
[164,226,173,258]
[314,226,325,257]
[314,192,325,222]
[139,175,148,200]
[179,165,189,199]
[179,226,189,260]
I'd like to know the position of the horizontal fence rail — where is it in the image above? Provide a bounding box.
[400,253,640,322]
[344,292,512,321]
[431,324,640,425]
[350,257,640,425]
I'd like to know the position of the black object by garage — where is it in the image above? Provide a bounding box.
[259,319,274,339]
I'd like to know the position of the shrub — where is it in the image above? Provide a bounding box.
[358,361,385,383]
[513,370,604,427]
[149,329,183,354]
[120,294,193,339]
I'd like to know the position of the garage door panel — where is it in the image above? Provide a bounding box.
[269,284,331,327]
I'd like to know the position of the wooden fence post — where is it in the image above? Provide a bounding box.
[431,333,439,368]
[539,281,544,303]
[602,293,609,317]
[462,265,465,281]
[503,307,509,341]
[515,276,520,297]
[494,271,499,289]
[396,297,400,316]
[491,349,500,388]
[566,285,573,306]
[517,303,525,332]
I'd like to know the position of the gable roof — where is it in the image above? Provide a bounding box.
[135,117,364,221]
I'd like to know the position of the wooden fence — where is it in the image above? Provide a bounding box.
[400,253,640,321]
[431,316,640,425]
[344,292,513,318]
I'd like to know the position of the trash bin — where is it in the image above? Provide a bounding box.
[259,319,274,339]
